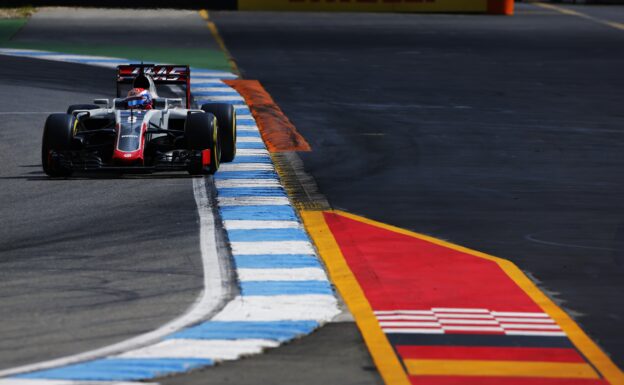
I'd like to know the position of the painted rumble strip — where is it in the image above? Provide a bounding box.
[0,49,339,383]
[302,210,624,385]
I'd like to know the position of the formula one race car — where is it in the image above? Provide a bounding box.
[41,64,237,177]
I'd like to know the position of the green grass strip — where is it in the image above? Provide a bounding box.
[0,18,27,43]
[2,40,232,71]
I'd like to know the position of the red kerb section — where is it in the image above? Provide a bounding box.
[397,346,586,363]
[323,212,541,312]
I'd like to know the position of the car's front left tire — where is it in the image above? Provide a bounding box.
[42,113,75,177]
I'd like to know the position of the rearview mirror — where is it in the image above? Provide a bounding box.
[93,98,109,108]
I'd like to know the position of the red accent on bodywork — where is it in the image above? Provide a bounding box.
[202,149,211,167]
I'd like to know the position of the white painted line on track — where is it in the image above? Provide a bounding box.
[0,381,158,385]
[0,177,228,378]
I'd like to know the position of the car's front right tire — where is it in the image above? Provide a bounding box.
[185,112,220,175]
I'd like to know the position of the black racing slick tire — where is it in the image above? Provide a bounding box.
[201,103,236,163]
[185,112,220,175]
[66,104,99,114]
[42,113,75,177]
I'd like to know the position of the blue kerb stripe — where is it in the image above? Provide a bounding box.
[235,106,251,113]
[190,80,225,85]
[237,118,257,125]
[228,228,309,242]
[192,91,241,97]
[218,187,286,197]
[231,156,271,164]
[190,89,236,95]
[196,99,240,105]
[235,254,322,269]
[214,170,277,179]
[169,321,318,341]
[241,280,333,296]
[220,205,297,221]
[13,358,212,381]
[236,142,266,150]
[238,131,261,138]
[190,82,230,88]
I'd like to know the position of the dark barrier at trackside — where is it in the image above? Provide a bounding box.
[0,0,235,8]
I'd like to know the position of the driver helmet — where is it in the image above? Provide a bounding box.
[125,88,153,110]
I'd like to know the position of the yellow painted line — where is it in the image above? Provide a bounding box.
[198,9,242,77]
[300,211,411,385]
[405,359,599,379]
[535,2,624,31]
[331,210,624,385]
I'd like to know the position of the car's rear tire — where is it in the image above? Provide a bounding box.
[42,113,75,177]
[185,112,220,175]
[66,104,99,114]
[201,103,236,162]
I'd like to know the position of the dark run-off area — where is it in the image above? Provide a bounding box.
[212,3,624,367]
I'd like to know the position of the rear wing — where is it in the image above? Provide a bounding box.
[116,64,191,109]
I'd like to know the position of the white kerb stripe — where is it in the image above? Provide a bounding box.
[375,315,437,321]
[237,114,253,120]
[218,197,291,206]
[191,87,236,92]
[219,163,274,172]
[382,328,445,334]
[191,79,224,84]
[491,312,549,318]
[215,179,281,188]
[224,220,301,230]
[237,137,264,143]
[442,326,504,332]
[213,294,340,321]
[378,322,440,327]
[432,308,490,313]
[237,268,328,282]
[496,317,555,323]
[500,324,561,330]
[236,149,270,156]
[374,310,434,315]
[437,319,499,325]
[118,339,279,361]
[435,314,495,319]
[505,331,567,336]
[231,241,315,255]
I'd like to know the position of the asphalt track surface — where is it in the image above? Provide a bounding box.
[0,10,381,384]
[0,56,205,369]
[211,2,624,368]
